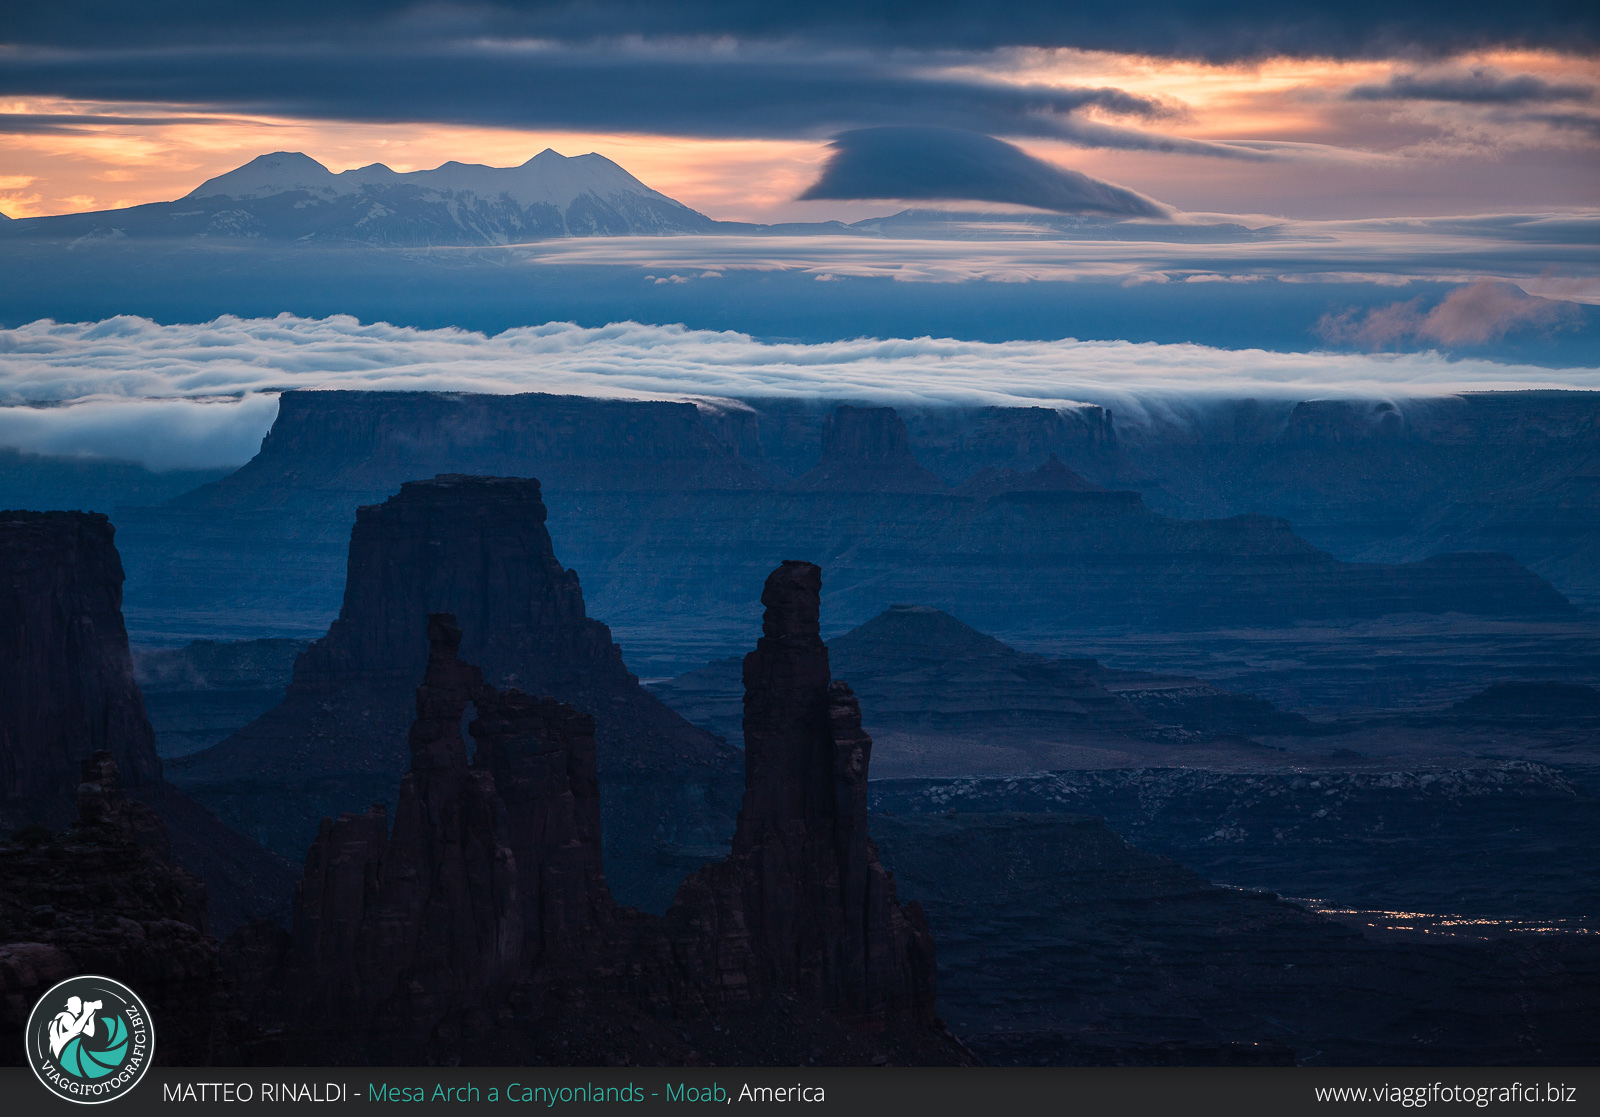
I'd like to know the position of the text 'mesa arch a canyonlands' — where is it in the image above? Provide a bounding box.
[1,0,1599,1110]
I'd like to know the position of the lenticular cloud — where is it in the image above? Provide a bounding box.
[2,314,1597,470]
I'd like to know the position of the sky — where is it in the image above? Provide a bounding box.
[1,2,1597,470]
[2,3,1597,222]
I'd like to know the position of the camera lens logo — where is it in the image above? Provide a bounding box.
[25,976,154,1104]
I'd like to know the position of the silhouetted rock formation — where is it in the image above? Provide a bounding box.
[0,754,238,1067]
[792,406,946,493]
[264,569,962,1065]
[0,510,293,933]
[1,511,162,829]
[289,615,620,1054]
[663,562,940,1028]
[171,475,740,910]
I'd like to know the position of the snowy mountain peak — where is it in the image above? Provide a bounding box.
[186,148,677,212]
[186,152,341,199]
[158,148,719,243]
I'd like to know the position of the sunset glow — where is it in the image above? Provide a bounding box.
[5,45,1595,222]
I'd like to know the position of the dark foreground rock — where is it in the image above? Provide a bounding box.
[662,562,940,1029]
[171,475,741,911]
[872,812,1600,1066]
[1,511,162,830]
[242,565,965,1065]
[0,755,242,1067]
[0,509,295,933]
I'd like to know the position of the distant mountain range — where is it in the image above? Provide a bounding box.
[0,150,1255,247]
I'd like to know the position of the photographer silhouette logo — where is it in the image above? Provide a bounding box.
[25,976,154,1103]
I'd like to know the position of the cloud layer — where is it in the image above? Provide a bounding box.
[8,2,1595,60]
[3,314,1598,470]
[799,128,1171,217]
[0,49,1193,145]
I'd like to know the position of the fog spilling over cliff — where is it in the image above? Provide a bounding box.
[3,315,1598,470]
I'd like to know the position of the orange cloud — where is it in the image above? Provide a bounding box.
[0,101,850,222]
[1,47,1596,222]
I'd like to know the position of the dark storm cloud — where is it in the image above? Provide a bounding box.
[1526,112,1600,138]
[1349,68,1597,104]
[0,113,259,135]
[799,128,1171,217]
[6,1,1597,60]
[0,47,1268,152]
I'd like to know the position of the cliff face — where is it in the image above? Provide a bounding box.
[181,391,768,510]
[268,578,961,1065]
[1114,391,1600,606]
[113,393,1585,651]
[0,511,162,829]
[171,475,740,911]
[792,406,946,493]
[0,510,299,934]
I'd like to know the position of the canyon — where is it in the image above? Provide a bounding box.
[5,389,1599,1068]
[92,391,1577,666]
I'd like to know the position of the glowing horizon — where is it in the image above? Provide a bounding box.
[4,46,1596,223]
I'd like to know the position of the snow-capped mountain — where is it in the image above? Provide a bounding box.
[4,150,723,245]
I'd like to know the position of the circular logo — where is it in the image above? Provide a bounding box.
[24,975,155,1104]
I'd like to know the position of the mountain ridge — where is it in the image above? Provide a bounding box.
[186,149,682,213]
[0,151,1266,246]
[4,148,724,245]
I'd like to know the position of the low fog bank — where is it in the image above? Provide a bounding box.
[2,314,1598,470]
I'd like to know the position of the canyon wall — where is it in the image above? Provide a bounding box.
[112,393,1578,664]
[0,511,162,830]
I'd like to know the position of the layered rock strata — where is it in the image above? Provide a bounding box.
[267,565,960,1064]
[791,406,946,493]
[111,393,1579,656]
